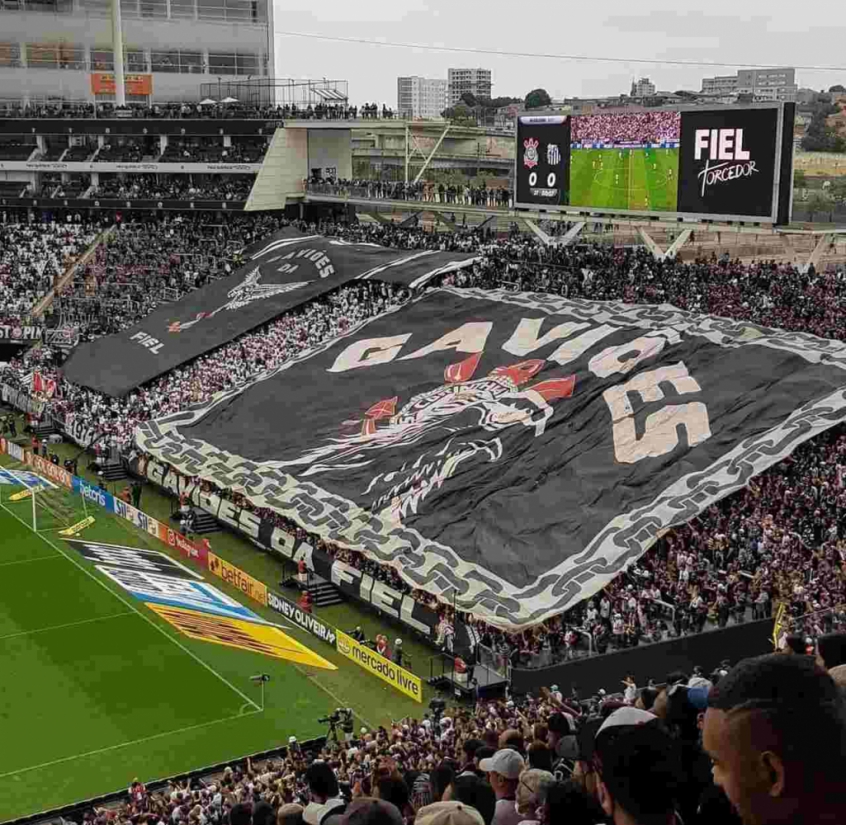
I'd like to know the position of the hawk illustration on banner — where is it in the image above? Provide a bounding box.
[168,266,308,333]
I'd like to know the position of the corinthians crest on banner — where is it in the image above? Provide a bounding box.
[135,288,846,629]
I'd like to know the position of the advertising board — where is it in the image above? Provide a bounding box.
[335,630,422,702]
[514,103,794,223]
[207,551,268,607]
[267,589,337,645]
[90,73,152,96]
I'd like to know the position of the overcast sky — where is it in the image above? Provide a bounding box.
[270,0,846,105]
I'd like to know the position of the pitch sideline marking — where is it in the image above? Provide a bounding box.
[0,708,261,782]
[0,499,262,712]
[0,554,62,568]
[0,611,134,642]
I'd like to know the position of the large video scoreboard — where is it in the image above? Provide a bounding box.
[514,103,795,224]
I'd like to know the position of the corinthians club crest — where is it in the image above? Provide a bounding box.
[523,138,540,169]
[168,266,308,333]
[276,353,575,523]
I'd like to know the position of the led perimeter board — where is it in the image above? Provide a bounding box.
[514,103,795,224]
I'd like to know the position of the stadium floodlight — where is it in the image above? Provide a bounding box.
[250,673,270,711]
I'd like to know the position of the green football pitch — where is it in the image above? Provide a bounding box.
[569,147,680,212]
[0,464,433,822]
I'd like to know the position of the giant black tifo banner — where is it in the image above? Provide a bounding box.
[135,287,846,630]
[126,452,469,650]
[62,233,477,398]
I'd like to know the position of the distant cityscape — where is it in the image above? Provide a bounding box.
[396,65,807,128]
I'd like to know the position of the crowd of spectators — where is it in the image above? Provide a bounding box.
[64,652,846,825]
[0,217,101,325]
[0,101,397,121]
[306,180,511,208]
[97,139,149,163]
[161,139,268,164]
[571,111,682,146]
[90,174,255,201]
[3,217,846,668]
[49,213,288,336]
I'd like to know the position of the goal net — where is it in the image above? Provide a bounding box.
[0,471,90,534]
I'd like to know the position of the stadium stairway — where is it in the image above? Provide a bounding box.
[283,572,344,607]
[32,422,57,439]
[191,508,220,535]
[167,508,220,535]
[99,462,127,482]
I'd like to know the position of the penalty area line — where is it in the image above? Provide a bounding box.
[0,497,262,713]
[0,708,262,781]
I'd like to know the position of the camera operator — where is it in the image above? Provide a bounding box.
[318,708,354,746]
[350,626,366,643]
[391,639,404,667]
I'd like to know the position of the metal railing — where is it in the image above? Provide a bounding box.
[305,181,513,208]
[477,642,511,678]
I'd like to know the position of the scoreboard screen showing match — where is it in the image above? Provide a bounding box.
[514,103,794,223]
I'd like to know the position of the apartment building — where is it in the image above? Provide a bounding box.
[447,67,492,106]
[397,75,448,119]
[701,68,797,102]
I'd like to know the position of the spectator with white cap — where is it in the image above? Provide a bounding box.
[414,801,485,825]
[514,770,554,825]
[477,750,526,825]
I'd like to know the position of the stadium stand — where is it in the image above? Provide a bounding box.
[64,142,98,162]
[95,139,150,163]
[0,219,101,324]
[0,139,37,160]
[0,101,394,120]
[159,138,268,164]
[0,181,27,198]
[3,217,846,671]
[3,202,846,825]
[23,653,846,825]
[89,174,254,201]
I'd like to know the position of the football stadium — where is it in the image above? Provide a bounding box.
[2,5,846,825]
